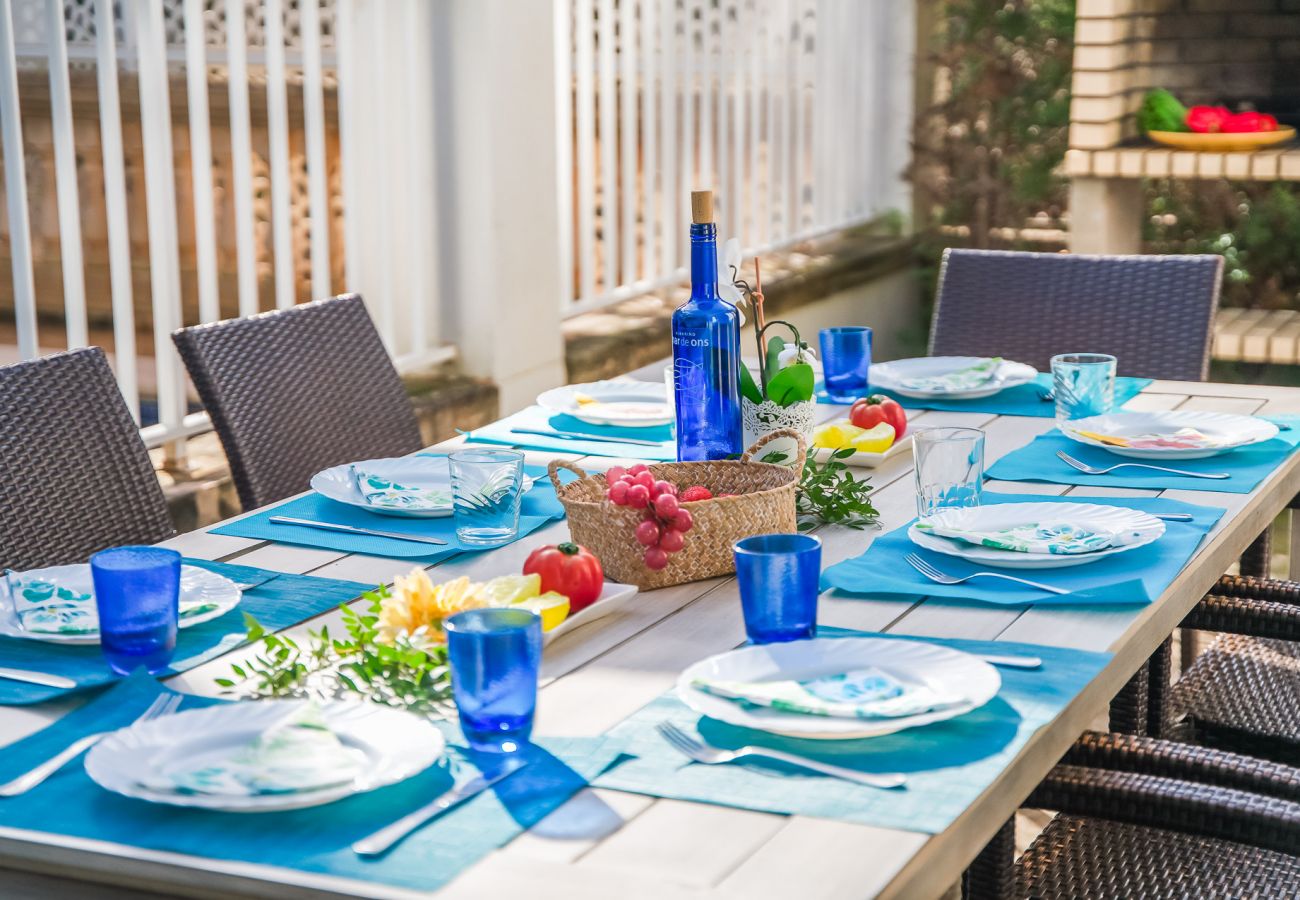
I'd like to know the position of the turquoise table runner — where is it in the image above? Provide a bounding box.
[0,561,370,706]
[820,492,1224,606]
[213,461,567,559]
[821,373,1152,419]
[986,417,1300,494]
[462,406,676,460]
[0,675,625,893]
[594,629,1111,835]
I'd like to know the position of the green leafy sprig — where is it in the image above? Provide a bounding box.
[215,585,454,716]
[795,448,879,532]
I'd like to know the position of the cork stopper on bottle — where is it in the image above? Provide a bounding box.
[690,190,714,225]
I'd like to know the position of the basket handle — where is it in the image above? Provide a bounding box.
[548,459,590,490]
[741,428,807,469]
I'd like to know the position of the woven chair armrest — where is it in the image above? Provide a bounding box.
[1182,594,1300,642]
[1061,731,1300,802]
[1026,765,1300,856]
[1211,574,1300,605]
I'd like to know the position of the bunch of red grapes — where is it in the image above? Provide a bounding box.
[604,464,694,570]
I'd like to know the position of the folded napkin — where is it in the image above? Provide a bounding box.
[147,702,367,797]
[693,668,968,720]
[899,357,1001,393]
[4,567,219,636]
[913,520,1144,555]
[350,466,452,511]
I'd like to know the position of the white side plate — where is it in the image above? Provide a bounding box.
[86,700,443,812]
[1060,410,1279,460]
[537,380,672,428]
[811,432,913,468]
[870,356,1038,400]
[543,582,639,646]
[908,501,1165,570]
[677,637,1000,740]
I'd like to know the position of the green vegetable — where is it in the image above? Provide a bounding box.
[1139,89,1188,134]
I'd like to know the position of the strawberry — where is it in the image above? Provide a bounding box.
[680,485,713,502]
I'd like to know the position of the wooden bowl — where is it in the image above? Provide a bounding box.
[1146,127,1296,152]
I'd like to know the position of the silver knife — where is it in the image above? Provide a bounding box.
[0,667,77,689]
[1154,513,1194,523]
[980,654,1042,670]
[269,516,448,546]
[352,757,529,856]
[508,427,665,448]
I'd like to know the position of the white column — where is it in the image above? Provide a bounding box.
[1069,177,1144,255]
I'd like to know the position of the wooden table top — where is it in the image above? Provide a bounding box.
[5,369,1300,900]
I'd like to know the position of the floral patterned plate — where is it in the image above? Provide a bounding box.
[0,564,242,645]
[312,456,535,519]
[1060,411,1279,460]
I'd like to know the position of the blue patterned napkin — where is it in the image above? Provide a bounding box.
[820,492,1224,605]
[0,674,625,893]
[463,406,676,460]
[213,461,566,560]
[594,629,1111,835]
[986,417,1300,494]
[0,561,369,705]
[820,373,1152,419]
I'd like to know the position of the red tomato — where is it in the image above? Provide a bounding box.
[1223,111,1278,134]
[849,395,906,437]
[1186,105,1232,134]
[523,543,604,612]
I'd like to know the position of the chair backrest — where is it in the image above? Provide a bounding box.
[172,293,424,510]
[928,249,1223,381]
[0,347,175,570]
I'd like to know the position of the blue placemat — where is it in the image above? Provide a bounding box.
[986,417,1300,494]
[820,492,1225,606]
[0,674,625,893]
[462,406,676,460]
[594,629,1111,835]
[0,561,371,706]
[820,373,1152,419]
[213,461,567,559]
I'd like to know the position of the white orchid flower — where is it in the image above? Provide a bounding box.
[716,237,747,322]
[777,341,817,369]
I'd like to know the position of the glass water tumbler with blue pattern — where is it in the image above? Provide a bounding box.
[90,546,181,675]
[445,608,542,753]
[1051,353,1117,423]
[672,190,743,461]
[734,533,823,644]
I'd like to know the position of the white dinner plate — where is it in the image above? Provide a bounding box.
[869,356,1038,400]
[536,380,672,428]
[677,637,1000,740]
[543,582,639,646]
[909,501,1165,570]
[1060,410,1279,460]
[312,457,535,519]
[0,564,242,645]
[85,700,444,812]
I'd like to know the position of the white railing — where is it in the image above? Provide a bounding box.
[0,0,448,459]
[559,0,915,316]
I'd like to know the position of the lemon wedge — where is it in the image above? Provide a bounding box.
[574,393,599,406]
[849,422,896,454]
[479,573,541,607]
[514,592,570,631]
[812,422,866,450]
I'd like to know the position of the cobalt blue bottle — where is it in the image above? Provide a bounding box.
[672,190,742,461]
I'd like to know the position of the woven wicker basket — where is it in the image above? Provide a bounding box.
[547,430,804,590]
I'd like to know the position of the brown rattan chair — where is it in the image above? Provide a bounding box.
[965,731,1300,900]
[172,293,424,511]
[0,347,174,570]
[929,248,1223,381]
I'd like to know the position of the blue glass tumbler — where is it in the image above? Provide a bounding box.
[819,327,872,403]
[445,608,542,752]
[89,546,181,675]
[733,533,823,644]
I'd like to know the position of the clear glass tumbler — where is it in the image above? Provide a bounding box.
[448,448,525,547]
[819,326,873,403]
[1051,353,1117,423]
[90,546,181,675]
[913,427,985,517]
[445,608,542,753]
[733,533,822,644]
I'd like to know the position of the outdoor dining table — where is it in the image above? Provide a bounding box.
[4,361,1300,900]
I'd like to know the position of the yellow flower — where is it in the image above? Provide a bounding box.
[376,569,489,646]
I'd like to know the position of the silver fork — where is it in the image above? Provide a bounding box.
[906,553,1070,596]
[655,721,906,789]
[0,693,182,797]
[1055,449,1229,481]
